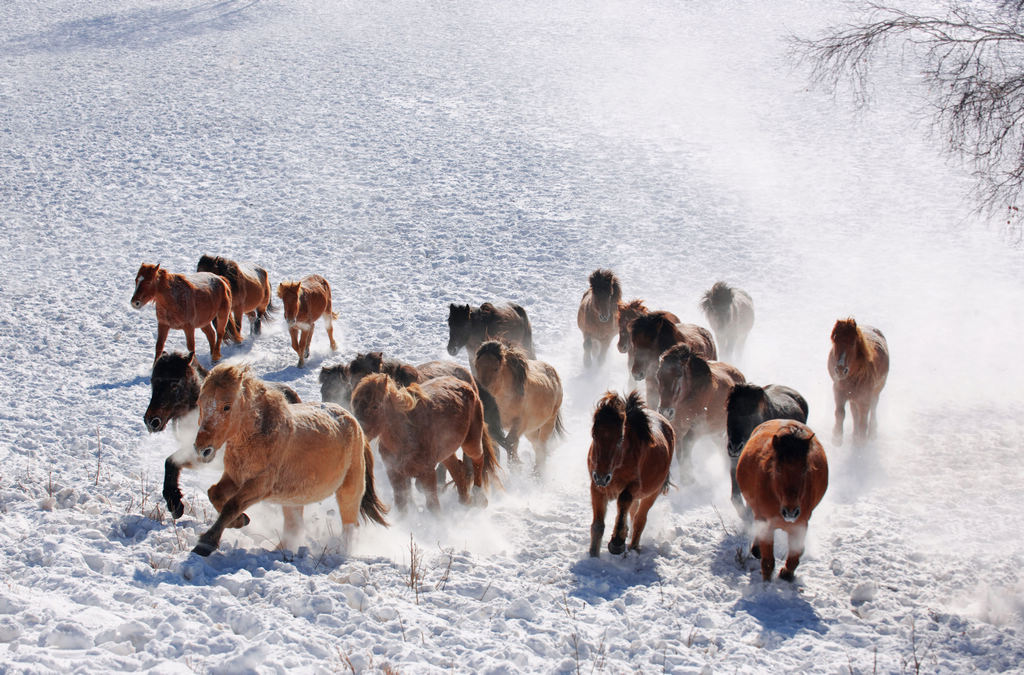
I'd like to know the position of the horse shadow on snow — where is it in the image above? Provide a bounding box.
[568,550,664,604]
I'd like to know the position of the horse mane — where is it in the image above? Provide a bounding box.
[726,382,765,416]
[772,424,815,464]
[592,391,626,436]
[700,281,734,314]
[660,342,693,365]
[620,298,648,314]
[319,363,349,384]
[152,351,194,382]
[390,378,420,412]
[623,391,654,445]
[831,318,875,378]
[206,255,241,288]
[589,269,621,299]
[477,340,528,397]
[630,311,676,342]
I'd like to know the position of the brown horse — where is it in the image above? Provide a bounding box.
[655,344,745,476]
[828,318,890,446]
[350,374,500,514]
[616,299,681,354]
[737,419,828,581]
[588,391,674,557]
[626,311,717,408]
[131,263,233,363]
[577,269,622,367]
[473,340,564,474]
[191,363,388,556]
[277,275,338,368]
[446,302,535,364]
[700,281,754,361]
[196,255,274,341]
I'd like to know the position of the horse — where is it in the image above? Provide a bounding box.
[130,263,233,363]
[828,318,890,445]
[626,311,717,408]
[143,351,300,520]
[277,275,338,368]
[655,344,745,477]
[473,340,564,474]
[191,363,388,556]
[196,255,274,341]
[700,282,754,361]
[616,299,680,354]
[725,383,809,519]
[446,302,536,364]
[588,391,674,557]
[350,373,500,514]
[319,352,516,461]
[736,419,828,582]
[577,269,622,367]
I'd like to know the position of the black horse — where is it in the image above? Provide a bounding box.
[446,302,536,362]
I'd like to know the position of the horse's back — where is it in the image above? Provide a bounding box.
[677,322,717,361]
[417,360,474,389]
[862,325,890,376]
[764,384,809,421]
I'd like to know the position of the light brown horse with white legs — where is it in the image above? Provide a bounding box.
[131,263,233,363]
[191,363,388,556]
[350,373,500,515]
[196,255,274,341]
[828,318,889,446]
[737,419,828,582]
[577,269,622,367]
[277,275,338,368]
[588,391,674,557]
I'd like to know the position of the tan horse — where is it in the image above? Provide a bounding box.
[131,263,233,363]
[277,275,338,367]
[473,340,564,474]
[737,419,828,582]
[588,391,674,557]
[828,318,889,445]
[196,255,274,341]
[191,363,388,556]
[577,269,622,367]
[655,344,744,477]
[350,374,500,514]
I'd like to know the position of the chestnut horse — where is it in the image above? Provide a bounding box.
[577,269,622,367]
[131,263,233,363]
[191,363,388,556]
[655,344,744,477]
[588,391,674,557]
[700,281,754,361]
[627,311,717,408]
[737,419,828,581]
[277,275,338,368]
[474,341,564,474]
[319,352,515,461]
[350,374,500,514]
[828,318,889,445]
[616,300,680,354]
[446,302,535,363]
[196,255,274,341]
[725,383,808,519]
[144,351,300,520]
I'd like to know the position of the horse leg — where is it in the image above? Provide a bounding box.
[627,493,659,552]
[231,309,245,343]
[162,454,188,519]
[756,527,775,581]
[416,469,442,514]
[459,419,488,506]
[248,310,261,336]
[645,378,660,409]
[301,327,313,360]
[589,486,607,558]
[289,326,301,358]
[334,460,367,553]
[154,323,170,363]
[193,473,272,556]
[199,323,217,359]
[779,525,806,582]
[868,394,880,439]
[582,335,593,368]
[608,489,633,555]
[442,455,472,505]
[596,336,611,365]
[526,428,549,476]
[832,385,847,447]
[213,306,229,362]
[207,477,250,529]
[675,429,697,483]
[385,465,411,515]
[729,457,750,523]
[324,313,338,351]
[278,505,305,552]
[851,398,870,445]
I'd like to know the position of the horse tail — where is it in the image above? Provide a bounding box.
[255,267,276,318]
[552,408,566,439]
[479,425,503,491]
[513,304,536,358]
[359,441,389,526]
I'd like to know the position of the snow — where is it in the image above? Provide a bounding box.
[1,0,1023,672]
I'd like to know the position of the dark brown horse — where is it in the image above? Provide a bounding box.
[446,302,535,363]
[277,275,338,368]
[626,311,717,408]
[655,344,744,477]
[700,282,754,361]
[191,364,388,556]
[725,383,808,519]
[196,255,274,341]
[351,374,500,514]
[144,351,300,520]
[737,420,828,582]
[616,299,681,354]
[588,391,674,557]
[577,269,622,367]
[131,263,233,363]
[828,318,889,445]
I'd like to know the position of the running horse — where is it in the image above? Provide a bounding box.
[130,263,233,363]
[616,299,680,354]
[737,419,828,582]
[626,311,717,408]
[588,391,674,557]
[277,275,339,368]
[577,269,622,367]
[700,281,754,361]
[828,318,889,445]
[446,302,536,365]
[196,255,274,340]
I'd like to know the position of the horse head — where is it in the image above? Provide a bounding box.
[616,299,646,354]
[446,304,472,355]
[700,282,735,324]
[277,281,303,327]
[655,344,693,420]
[131,263,162,309]
[351,373,417,440]
[725,383,767,458]
[145,351,203,433]
[589,392,627,487]
[588,269,621,323]
[770,424,816,523]
[830,318,861,380]
[475,340,527,398]
[319,362,352,407]
[628,311,675,380]
[194,363,250,463]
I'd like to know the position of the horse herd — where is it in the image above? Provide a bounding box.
[132,261,890,582]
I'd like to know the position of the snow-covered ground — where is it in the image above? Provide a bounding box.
[1,0,1022,671]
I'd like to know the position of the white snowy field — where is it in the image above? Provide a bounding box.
[1,0,1023,671]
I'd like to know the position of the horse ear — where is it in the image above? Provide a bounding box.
[368,352,384,369]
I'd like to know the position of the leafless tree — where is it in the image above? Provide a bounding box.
[794,2,1024,217]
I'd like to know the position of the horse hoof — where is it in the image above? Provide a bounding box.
[607,539,626,555]
[191,541,216,557]
[167,500,185,520]
[832,433,843,447]
[778,568,795,582]
[751,544,761,559]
